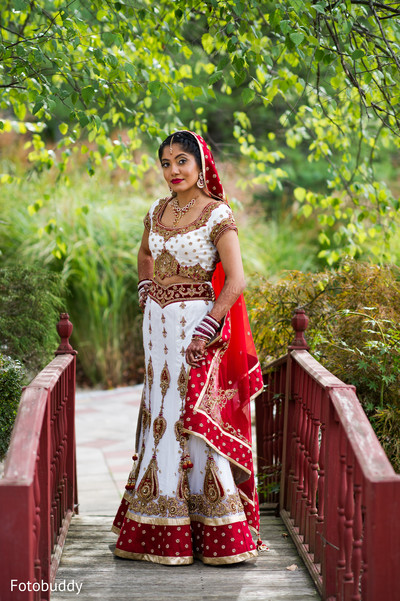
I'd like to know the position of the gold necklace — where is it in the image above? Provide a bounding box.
[171,197,197,226]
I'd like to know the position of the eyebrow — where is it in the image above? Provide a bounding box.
[162,153,188,162]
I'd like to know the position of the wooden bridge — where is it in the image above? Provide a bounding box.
[1,310,400,600]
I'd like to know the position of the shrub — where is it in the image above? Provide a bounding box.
[0,354,25,460]
[0,265,64,379]
[246,261,400,472]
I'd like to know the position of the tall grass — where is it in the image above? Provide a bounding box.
[1,170,150,386]
[0,165,320,386]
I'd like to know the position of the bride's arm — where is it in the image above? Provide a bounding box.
[137,229,154,310]
[137,229,153,281]
[208,229,246,322]
[185,230,245,367]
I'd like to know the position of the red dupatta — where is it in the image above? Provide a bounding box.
[178,131,264,535]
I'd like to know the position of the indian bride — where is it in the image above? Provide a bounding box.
[112,130,264,565]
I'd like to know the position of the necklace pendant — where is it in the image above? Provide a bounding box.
[171,196,197,227]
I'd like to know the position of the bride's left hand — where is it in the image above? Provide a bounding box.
[186,337,207,368]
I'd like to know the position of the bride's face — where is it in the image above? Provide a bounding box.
[161,144,200,196]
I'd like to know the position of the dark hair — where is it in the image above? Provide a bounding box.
[158,132,202,169]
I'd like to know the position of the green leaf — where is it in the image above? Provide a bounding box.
[13,0,28,9]
[352,49,365,60]
[124,62,136,78]
[218,56,230,70]
[313,2,327,14]
[103,32,117,47]
[209,70,224,86]
[280,21,291,35]
[81,86,95,104]
[294,187,306,202]
[242,88,255,105]
[59,123,68,135]
[290,32,305,46]
[32,100,44,115]
[234,69,246,86]
[201,33,214,54]
[149,81,162,97]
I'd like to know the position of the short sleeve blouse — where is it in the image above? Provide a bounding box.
[143,198,237,282]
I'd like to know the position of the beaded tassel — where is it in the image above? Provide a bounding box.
[256,535,269,552]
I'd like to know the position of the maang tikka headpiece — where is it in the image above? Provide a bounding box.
[169,135,174,154]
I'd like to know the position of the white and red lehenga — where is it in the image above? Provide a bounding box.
[112,131,264,565]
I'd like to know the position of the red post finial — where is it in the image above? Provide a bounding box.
[289,308,309,350]
[55,313,77,355]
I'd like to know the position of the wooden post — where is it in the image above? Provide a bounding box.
[280,308,310,512]
[55,313,77,356]
[363,479,400,601]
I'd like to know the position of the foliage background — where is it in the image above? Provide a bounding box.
[0,354,25,460]
[246,261,400,471]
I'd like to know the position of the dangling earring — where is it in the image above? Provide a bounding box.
[197,172,205,189]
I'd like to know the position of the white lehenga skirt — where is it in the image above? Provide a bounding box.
[112,281,257,565]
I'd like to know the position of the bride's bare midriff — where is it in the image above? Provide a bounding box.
[153,275,201,286]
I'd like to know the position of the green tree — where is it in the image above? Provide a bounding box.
[1,1,399,262]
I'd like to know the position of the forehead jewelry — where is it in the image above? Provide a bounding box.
[169,135,174,154]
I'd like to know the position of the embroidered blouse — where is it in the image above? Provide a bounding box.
[144,197,238,282]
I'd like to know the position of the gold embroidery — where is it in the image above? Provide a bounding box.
[177,468,190,502]
[148,281,214,309]
[160,361,171,399]
[114,548,193,565]
[163,344,168,355]
[161,313,166,323]
[154,250,214,282]
[222,422,250,445]
[153,415,167,445]
[137,455,159,502]
[197,355,236,419]
[189,492,243,518]
[180,302,186,309]
[152,198,221,241]
[180,316,187,327]
[177,363,188,402]
[174,420,187,447]
[162,326,167,338]
[142,406,151,431]
[147,357,154,394]
[128,491,243,520]
[201,388,236,414]
[180,330,186,340]
[129,494,189,518]
[210,216,238,245]
[143,210,151,232]
[204,454,226,504]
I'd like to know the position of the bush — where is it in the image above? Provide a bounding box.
[0,265,64,379]
[246,261,400,472]
[0,354,25,460]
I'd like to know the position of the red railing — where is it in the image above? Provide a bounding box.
[0,314,77,601]
[256,309,400,601]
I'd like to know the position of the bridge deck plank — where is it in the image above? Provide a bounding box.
[52,510,321,600]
